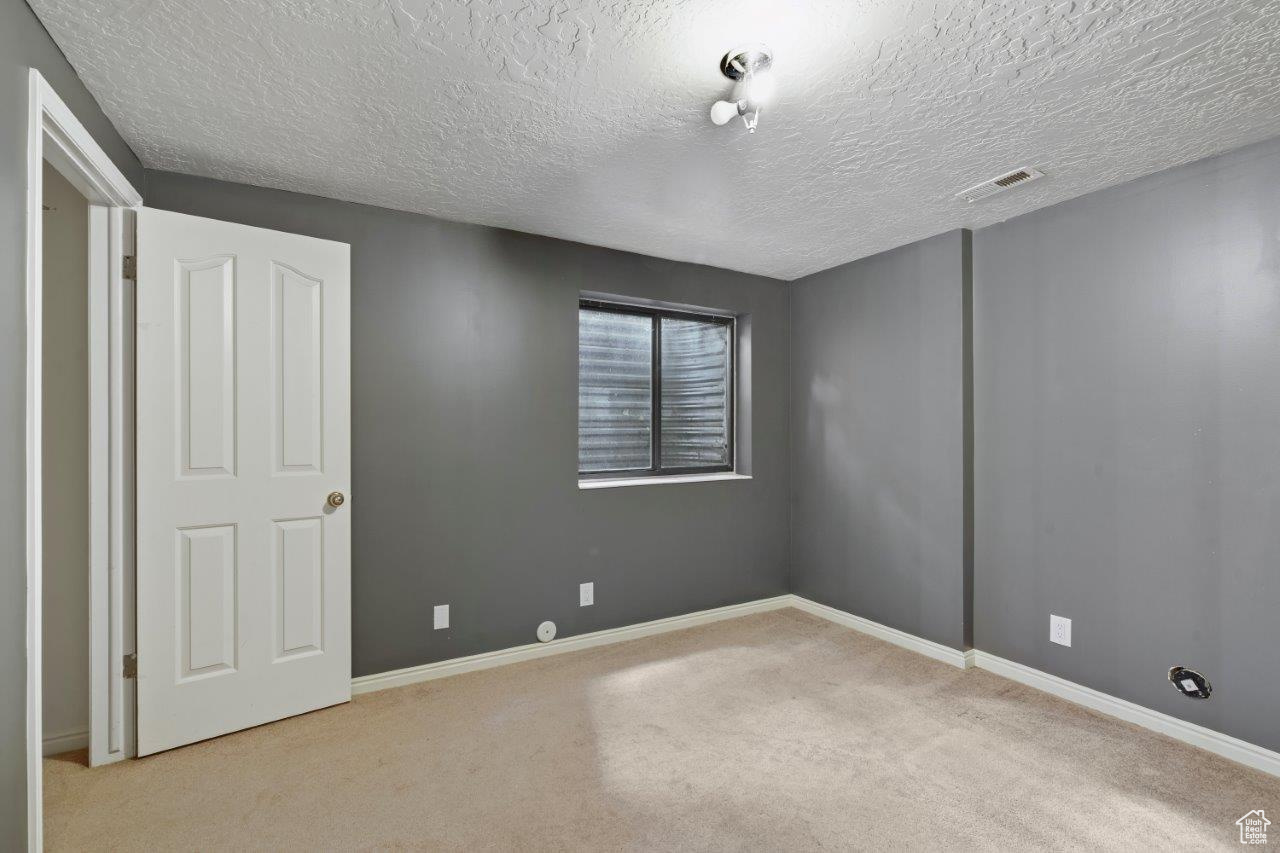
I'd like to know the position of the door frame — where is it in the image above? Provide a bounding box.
[25,68,142,851]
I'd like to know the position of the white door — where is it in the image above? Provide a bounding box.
[135,208,351,755]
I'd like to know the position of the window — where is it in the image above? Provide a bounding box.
[578,300,734,479]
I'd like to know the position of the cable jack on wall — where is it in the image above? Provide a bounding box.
[710,45,774,134]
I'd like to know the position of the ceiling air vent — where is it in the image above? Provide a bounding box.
[956,167,1044,203]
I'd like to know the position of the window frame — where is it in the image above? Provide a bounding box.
[578,298,736,480]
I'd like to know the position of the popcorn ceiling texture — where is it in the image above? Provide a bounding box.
[29,0,1280,279]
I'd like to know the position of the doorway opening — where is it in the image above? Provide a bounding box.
[41,160,91,762]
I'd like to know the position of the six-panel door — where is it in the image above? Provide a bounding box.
[135,208,350,755]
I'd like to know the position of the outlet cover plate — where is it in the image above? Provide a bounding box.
[434,604,449,630]
[580,582,594,607]
[1050,614,1071,647]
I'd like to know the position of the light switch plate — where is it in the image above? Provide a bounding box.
[434,604,449,630]
[1050,614,1071,647]
[580,582,594,607]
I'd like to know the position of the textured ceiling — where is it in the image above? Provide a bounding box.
[30,0,1280,279]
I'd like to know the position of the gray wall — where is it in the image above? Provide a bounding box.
[1,0,143,843]
[788,138,1280,751]
[789,230,970,650]
[144,170,792,678]
[973,137,1280,753]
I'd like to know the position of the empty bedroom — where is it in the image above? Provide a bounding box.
[2,0,1279,849]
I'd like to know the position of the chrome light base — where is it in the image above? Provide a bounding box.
[720,45,774,80]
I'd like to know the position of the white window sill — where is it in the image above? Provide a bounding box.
[578,472,752,490]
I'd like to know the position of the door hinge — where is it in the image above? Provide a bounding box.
[122,653,137,679]
[122,254,137,280]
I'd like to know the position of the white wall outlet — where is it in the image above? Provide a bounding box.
[579,582,594,607]
[433,604,449,630]
[1050,614,1071,647]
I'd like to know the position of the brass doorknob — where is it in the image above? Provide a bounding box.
[327,491,345,508]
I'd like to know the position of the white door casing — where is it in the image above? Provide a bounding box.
[135,208,351,755]
[28,68,144,847]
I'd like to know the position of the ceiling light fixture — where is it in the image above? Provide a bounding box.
[710,44,774,134]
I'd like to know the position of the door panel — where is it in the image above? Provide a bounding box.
[274,517,324,660]
[178,256,236,477]
[273,263,324,474]
[177,525,237,678]
[136,208,350,756]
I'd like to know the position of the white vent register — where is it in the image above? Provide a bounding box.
[956,167,1044,203]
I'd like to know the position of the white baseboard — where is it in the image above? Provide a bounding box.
[350,593,1278,779]
[43,728,88,756]
[788,595,972,669]
[351,595,793,695]
[973,651,1280,778]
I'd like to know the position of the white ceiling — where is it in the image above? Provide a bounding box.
[31,0,1280,280]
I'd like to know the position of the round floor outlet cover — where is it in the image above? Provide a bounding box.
[537,621,557,643]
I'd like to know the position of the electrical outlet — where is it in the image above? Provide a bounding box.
[1050,614,1071,647]
[433,604,449,630]
[579,582,594,607]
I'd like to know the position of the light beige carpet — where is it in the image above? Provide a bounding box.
[46,609,1278,851]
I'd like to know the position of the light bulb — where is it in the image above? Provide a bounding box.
[735,67,771,133]
[710,99,741,126]
[740,69,775,106]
